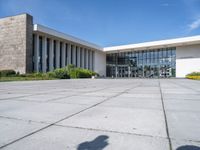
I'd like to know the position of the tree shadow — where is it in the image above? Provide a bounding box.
[176,145,200,150]
[77,135,109,150]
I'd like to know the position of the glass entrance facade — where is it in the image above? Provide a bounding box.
[106,47,176,78]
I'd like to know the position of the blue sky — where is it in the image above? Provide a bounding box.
[0,0,200,47]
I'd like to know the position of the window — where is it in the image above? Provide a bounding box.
[106,47,176,78]
[39,36,43,72]
[60,42,62,68]
[46,38,50,72]
[53,40,56,69]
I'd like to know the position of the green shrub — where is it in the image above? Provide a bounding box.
[66,66,97,78]
[53,68,70,79]
[186,72,200,76]
[47,72,56,78]
[186,76,200,80]
[0,70,16,77]
[186,72,200,80]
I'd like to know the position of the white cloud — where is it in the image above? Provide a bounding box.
[188,18,200,31]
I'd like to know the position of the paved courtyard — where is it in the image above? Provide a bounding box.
[0,79,200,150]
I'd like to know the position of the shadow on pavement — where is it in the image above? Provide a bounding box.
[77,135,109,150]
[176,145,200,150]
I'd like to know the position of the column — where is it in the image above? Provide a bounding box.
[42,36,47,73]
[67,43,71,65]
[82,48,85,68]
[89,50,93,70]
[72,45,76,66]
[56,40,60,68]
[77,46,80,67]
[49,39,54,71]
[61,43,66,68]
[92,51,94,71]
[86,49,89,69]
[34,34,39,72]
[115,66,118,77]
[88,50,90,70]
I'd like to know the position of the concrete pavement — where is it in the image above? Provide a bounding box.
[0,79,200,150]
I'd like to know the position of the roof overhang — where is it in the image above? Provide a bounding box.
[33,24,200,53]
[103,35,200,52]
[33,24,103,51]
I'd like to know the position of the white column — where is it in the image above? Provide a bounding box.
[61,43,66,68]
[49,39,54,71]
[88,50,90,70]
[90,50,93,70]
[73,45,76,66]
[56,41,60,68]
[42,36,47,73]
[86,49,89,69]
[82,48,85,68]
[34,34,39,72]
[92,51,94,71]
[77,46,80,67]
[67,43,71,65]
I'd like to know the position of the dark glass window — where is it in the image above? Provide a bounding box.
[32,34,35,72]
[71,45,73,64]
[76,46,78,67]
[88,50,90,69]
[60,42,62,68]
[106,47,176,78]
[53,40,56,69]
[84,49,87,68]
[39,36,43,72]
[46,38,50,72]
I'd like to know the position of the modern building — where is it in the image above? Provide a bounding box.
[0,14,200,78]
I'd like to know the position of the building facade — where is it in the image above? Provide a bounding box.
[0,14,200,78]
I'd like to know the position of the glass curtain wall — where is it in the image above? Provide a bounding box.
[106,47,176,78]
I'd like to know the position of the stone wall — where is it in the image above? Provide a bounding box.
[0,14,33,74]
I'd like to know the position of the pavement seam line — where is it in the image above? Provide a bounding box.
[0,83,141,149]
[169,80,200,93]
[54,124,168,140]
[159,80,172,150]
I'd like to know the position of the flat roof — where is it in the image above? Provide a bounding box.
[103,35,200,52]
[33,24,200,53]
[33,24,103,51]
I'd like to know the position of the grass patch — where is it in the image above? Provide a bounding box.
[0,76,56,82]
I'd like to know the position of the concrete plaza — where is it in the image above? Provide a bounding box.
[0,79,200,150]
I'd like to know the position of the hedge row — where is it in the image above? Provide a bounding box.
[0,70,16,77]
[186,76,200,80]
[50,65,97,79]
[186,72,200,80]
[0,65,98,79]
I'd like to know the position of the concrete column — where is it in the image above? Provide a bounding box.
[56,41,60,68]
[61,43,66,68]
[34,34,39,72]
[65,44,67,66]
[92,51,94,71]
[89,50,93,70]
[86,49,89,69]
[42,36,47,73]
[88,50,90,70]
[82,48,85,68]
[72,45,76,66]
[49,39,54,71]
[67,43,71,65]
[77,46,80,67]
